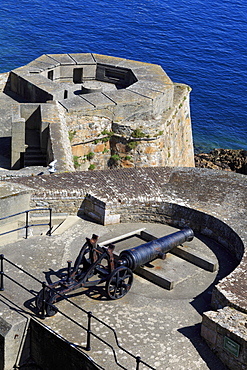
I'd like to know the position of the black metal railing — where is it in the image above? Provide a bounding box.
[0,254,155,370]
[0,208,52,239]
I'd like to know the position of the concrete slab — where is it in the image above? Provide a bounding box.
[24,57,59,72]
[59,96,95,112]
[81,92,116,108]
[128,81,165,96]
[104,89,150,105]
[31,54,60,69]
[117,59,155,70]
[92,54,127,67]
[69,53,96,65]
[46,54,76,65]
[100,225,218,291]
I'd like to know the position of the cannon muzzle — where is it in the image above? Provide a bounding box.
[118,227,194,271]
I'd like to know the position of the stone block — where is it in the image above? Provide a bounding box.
[29,319,99,370]
[94,203,106,216]
[80,92,116,108]
[69,53,96,65]
[105,90,152,120]
[81,195,121,225]
[47,53,76,66]
[72,145,86,157]
[94,143,106,153]
[0,316,28,370]
[60,96,94,112]
[59,65,76,80]
[201,324,217,345]
[0,183,31,220]
[92,53,127,67]
[103,213,120,225]
[78,64,97,80]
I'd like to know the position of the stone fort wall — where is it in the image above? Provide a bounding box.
[6,54,194,171]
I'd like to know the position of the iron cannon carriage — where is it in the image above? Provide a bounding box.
[36,228,194,316]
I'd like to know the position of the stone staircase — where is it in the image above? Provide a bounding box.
[24,129,47,167]
[24,146,47,167]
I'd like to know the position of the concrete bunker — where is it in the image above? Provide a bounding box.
[10,60,138,103]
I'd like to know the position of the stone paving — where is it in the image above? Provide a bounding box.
[0,218,236,369]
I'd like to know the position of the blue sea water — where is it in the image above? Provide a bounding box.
[1,0,246,152]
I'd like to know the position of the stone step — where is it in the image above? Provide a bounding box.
[24,150,47,166]
[24,140,47,167]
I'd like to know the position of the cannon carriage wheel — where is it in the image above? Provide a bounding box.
[106,266,133,300]
[36,287,58,317]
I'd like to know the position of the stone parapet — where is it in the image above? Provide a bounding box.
[201,307,247,369]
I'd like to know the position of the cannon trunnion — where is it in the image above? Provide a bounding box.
[36,228,194,317]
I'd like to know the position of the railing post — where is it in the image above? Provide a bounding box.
[136,356,141,370]
[0,254,4,291]
[66,260,72,283]
[25,211,29,239]
[48,208,52,236]
[86,311,92,351]
[41,282,46,319]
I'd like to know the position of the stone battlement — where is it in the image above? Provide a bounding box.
[0,54,194,172]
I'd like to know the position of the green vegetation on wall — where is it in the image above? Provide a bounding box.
[69,130,76,141]
[86,152,95,161]
[127,141,138,151]
[131,128,145,138]
[73,155,80,169]
[111,154,121,162]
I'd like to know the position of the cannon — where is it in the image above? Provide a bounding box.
[35,228,194,316]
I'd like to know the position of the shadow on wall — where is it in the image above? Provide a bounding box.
[0,296,99,370]
[0,137,11,169]
[190,232,239,316]
[178,323,228,370]
[178,232,238,369]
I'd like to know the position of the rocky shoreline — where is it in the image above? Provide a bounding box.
[194,148,247,175]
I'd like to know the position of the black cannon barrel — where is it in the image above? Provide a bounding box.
[118,227,194,271]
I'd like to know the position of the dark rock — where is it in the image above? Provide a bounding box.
[195,149,247,175]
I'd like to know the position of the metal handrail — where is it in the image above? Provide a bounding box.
[0,208,52,239]
[0,254,155,370]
